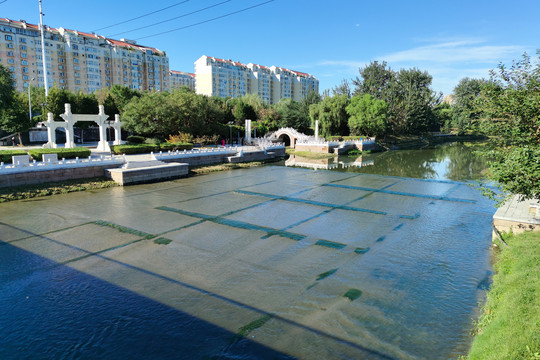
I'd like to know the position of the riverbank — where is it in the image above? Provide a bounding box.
[379,134,488,150]
[0,177,117,203]
[0,159,284,203]
[467,230,540,359]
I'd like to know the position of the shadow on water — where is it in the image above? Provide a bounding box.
[0,240,295,360]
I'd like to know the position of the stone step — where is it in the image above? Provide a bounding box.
[121,160,168,169]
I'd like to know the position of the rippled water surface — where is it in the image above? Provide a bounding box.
[0,143,495,359]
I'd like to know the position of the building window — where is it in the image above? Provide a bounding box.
[8,59,14,64]
[7,51,14,57]
[7,43,13,49]
[20,38,26,43]
[5,35,12,41]
[20,45,26,51]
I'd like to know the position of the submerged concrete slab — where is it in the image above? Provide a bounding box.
[106,161,188,185]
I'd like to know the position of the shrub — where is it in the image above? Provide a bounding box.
[168,133,193,144]
[28,148,91,161]
[111,144,159,155]
[0,150,28,163]
[194,135,220,145]
[126,135,145,144]
[159,142,193,151]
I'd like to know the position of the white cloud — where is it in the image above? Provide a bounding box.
[379,40,524,64]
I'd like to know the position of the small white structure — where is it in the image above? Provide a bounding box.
[43,104,123,151]
[245,119,252,144]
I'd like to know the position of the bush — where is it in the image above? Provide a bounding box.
[111,144,159,155]
[126,135,145,144]
[194,135,220,145]
[159,142,193,151]
[28,148,91,161]
[0,150,28,163]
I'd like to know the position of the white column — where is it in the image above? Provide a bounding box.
[60,103,75,148]
[43,112,57,149]
[245,119,252,144]
[315,120,319,141]
[96,105,110,152]
[113,114,123,145]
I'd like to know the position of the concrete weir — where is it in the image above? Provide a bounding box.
[106,160,189,186]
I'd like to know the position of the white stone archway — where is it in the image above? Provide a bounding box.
[43,104,123,151]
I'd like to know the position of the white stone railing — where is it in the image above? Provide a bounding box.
[253,137,285,150]
[0,155,126,174]
[151,146,241,160]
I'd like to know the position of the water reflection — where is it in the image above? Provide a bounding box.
[285,142,488,181]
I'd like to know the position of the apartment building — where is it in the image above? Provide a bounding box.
[169,70,195,91]
[194,55,318,104]
[0,18,169,93]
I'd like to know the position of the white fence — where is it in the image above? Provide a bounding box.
[0,155,125,174]
[151,146,241,160]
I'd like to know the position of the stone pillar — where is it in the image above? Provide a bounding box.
[245,119,252,144]
[43,112,57,149]
[60,103,76,148]
[113,114,123,145]
[96,105,110,152]
[315,120,319,141]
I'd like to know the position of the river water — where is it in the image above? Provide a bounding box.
[0,142,495,359]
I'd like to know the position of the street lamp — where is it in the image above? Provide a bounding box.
[28,77,35,124]
[228,121,234,146]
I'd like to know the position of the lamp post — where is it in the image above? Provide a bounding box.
[28,77,35,124]
[228,121,234,146]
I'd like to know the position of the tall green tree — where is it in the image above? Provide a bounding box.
[346,94,387,137]
[478,52,540,200]
[309,95,350,137]
[0,65,34,144]
[451,77,489,134]
[275,99,311,133]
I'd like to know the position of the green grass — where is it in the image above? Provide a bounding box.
[291,151,336,159]
[467,230,540,360]
[0,177,117,203]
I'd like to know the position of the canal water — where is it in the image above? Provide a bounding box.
[0,142,495,359]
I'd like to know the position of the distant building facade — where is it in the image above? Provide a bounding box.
[194,55,318,104]
[169,70,195,91]
[0,18,169,93]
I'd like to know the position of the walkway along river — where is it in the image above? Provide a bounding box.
[0,142,495,359]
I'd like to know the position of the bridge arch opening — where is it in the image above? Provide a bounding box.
[278,134,292,147]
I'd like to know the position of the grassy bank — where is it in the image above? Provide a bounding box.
[467,230,540,359]
[286,148,335,159]
[0,177,117,203]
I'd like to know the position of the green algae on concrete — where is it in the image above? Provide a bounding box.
[153,237,173,245]
[344,288,363,301]
[93,220,155,239]
[315,239,347,249]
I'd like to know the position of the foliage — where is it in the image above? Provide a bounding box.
[346,94,388,136]
[0,65,34,143]
[111,144,159,155]
[276,98,311,133]
[233,101,257,124]
[0,149,28,163]
[168,133,193,144]
[451,77,489,134]
[309,94,350,137]
[28,147,91,161]
[126,135,146,144]
[331,79,352,97]
[467,230,540,360]
[0,177,116,203]
[159,142,193,151]
[193,134,220,145]
[108,85,141,113]
[352,61,441,134]
[478,52,540,200]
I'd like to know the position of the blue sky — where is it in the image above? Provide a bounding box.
[3,0,538,94]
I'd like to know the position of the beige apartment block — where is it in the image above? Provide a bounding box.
[169,70,195,91]
[194,55,318,104]
[0,18,169,93]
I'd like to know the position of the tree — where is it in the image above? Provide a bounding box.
[352,62,440,134]
[346,94,387,137]
[477,52,540,200]
[478,52,540,199]
[0,65,34,144]
[309,95,350,137]
[109,85,141,113]
[275,99,311,133]
[232,101,257,124]
[451,77,489,134]
[332,79,352,97]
